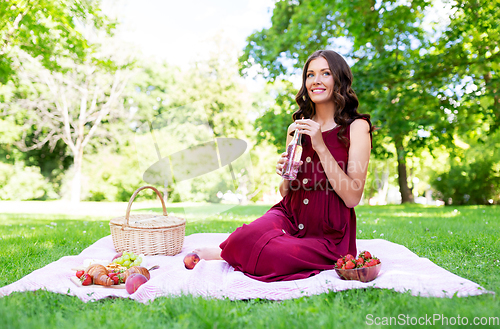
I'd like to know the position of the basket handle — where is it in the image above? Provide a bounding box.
[125,186,168,225]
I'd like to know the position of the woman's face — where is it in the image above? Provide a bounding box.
[305,56,334,106]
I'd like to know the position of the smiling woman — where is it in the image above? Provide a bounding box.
[192,50,375,282]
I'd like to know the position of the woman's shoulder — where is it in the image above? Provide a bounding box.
[349,118,372,148]
[350,118,371,131]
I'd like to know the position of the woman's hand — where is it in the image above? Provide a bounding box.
[296,119,327,153]
[276,152,288,176]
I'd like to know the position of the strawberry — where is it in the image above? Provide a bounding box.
[76,270,85,279]
[365,258,378,267]
[336,258,345,269]
[359,250,372,260]
[344,254,355,261]
[355,257,365,267]
[108,272,117,279]
[80,273,92,286]
[375,258,381,264]
[111,276,120,285]
[344,259,356,270]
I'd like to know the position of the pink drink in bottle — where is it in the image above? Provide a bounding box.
[282,129,302,180]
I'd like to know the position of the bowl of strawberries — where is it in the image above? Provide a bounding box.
[334,250,381,283]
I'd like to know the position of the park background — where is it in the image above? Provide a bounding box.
[1,1,500,328]
[1,0,499,207]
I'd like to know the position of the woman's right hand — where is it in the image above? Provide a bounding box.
[276,152,288,176]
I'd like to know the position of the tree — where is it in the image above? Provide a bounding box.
[253,80,297,152]
[11,49,131,202]
[0,0,113,84]
[239,0,461,203]
[431,0,500,135]
[128,40,259,204]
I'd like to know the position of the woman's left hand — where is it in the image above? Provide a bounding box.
[296,119,326,152]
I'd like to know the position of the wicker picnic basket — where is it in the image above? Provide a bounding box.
[109,186,186,256]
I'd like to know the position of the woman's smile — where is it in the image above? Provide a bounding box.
[311,87,326,94]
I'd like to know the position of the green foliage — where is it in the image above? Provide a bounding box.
[0,162,57,200]
[0,0,115,84]
[431,131,500,205]
[432,158,500,205]
[253,80,296,152]
[79,144,144,202]
[124,60,178,124]
[432,0,500,132]
[169,51,253,139]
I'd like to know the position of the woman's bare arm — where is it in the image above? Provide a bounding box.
[315,119,371,207]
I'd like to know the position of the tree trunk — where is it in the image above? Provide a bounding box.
[71,147,84,203]
[394,138,414,203]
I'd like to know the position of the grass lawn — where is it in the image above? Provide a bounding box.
[0,204,499,328]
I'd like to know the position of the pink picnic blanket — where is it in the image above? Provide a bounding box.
[0,233,492,302]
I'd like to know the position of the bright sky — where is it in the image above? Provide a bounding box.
[104,0,275,71]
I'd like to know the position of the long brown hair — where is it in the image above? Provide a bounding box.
[294,50,373,147]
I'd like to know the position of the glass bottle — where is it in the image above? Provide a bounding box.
[282,129,302,180]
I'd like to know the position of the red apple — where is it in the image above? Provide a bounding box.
[125,273,148,294]
[112,251,123,261]
[183,253,200,270]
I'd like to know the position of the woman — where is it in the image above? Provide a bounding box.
[195,50,373,282]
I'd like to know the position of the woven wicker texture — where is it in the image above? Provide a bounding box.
[109,186,186,256]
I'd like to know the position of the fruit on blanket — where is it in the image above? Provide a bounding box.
[111,276,120,285]
[76,270,85,279]
[335,251,381,270]
[111,251,143,269]
[112,252,123,261]
[365,258,379,267]
[344,254,355,261]
[359,250,371,260]
[125,273,148,294]
[117,273,125,284]
[124,266,151,281]
[80,273,92,286]
[344,259,356,269]
[335,250,381,282]
[87,264,113,286]
[184,253,200,270]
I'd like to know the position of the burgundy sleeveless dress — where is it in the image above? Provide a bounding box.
[219,124,357,282]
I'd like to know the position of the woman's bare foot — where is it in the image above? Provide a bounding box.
[193,247,223,260]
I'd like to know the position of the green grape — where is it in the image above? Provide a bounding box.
[114,257,123,264]
[122,254,130,261]
[136,257,143,265]
[123,260,131,267]
[130,254,136,261]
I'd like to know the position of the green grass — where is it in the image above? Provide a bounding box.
[0,204,499,328]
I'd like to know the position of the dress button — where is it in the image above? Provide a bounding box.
[298,224,304,230]
[282,229,286,234]
[302,178,308,184]
[306,157,311,163]
[303,198,309,205]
